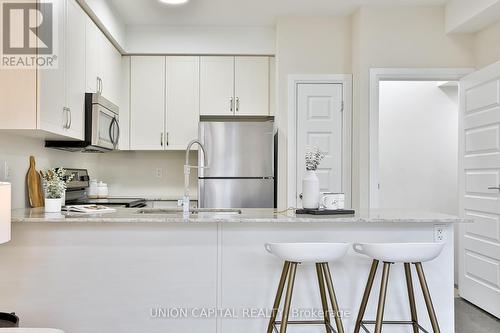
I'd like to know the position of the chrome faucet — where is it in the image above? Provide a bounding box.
[181,140,208,215]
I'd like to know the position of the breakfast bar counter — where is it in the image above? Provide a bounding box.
[2,208,469,333]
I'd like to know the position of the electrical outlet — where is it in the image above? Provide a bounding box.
[434,224,446,242]
[155,168,163,178]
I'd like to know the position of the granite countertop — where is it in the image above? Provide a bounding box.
[11,208,472,224]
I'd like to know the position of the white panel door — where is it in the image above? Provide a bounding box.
[459,61,500,318]
[234,56,269,116]
[200,56,234,116]
[296,83,343,206]
[130,56,165,150]
[64,0,86,140]
[165,56,200,150]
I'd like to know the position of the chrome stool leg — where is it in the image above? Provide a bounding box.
[267,261,291,333]
[280,262,298,333]
[415,263,441,333]
[404,263,419,333]
[374,262,391,333]
[316,263,332,333]
[321,263,345,333]
[354,260,379,333]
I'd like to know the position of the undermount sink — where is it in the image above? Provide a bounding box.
[136,208,242,215]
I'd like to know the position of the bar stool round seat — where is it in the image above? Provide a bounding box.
[353,242,444,263]
[265,242,349,263]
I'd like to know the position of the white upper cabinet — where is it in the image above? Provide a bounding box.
[38,0,67,137]
[85,17,121,106]
[129,56,200,151]
[130,56,166,150]
[38,0,85,140]
[234,57,269,116]
[85,17,101,94]
[64,0,86,139]
[200,56,235,116]
[166,56,200,149]
[200,56,270,116]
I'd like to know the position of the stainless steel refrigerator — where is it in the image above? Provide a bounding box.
[198,121,276,208]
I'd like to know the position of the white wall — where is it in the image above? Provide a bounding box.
[0,132,196,209]
[351,6,475,209]
[0,133,100,209]
[378,81,459,214]
[125,25,275,55]
[78,0,127,50]
[474,20,500,68]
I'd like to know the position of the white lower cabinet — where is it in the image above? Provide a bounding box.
[130,56,200,150]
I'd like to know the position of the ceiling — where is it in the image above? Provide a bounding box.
[110,0,449,27]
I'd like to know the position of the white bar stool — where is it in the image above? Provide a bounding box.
[352,242,444,333]
[265,242,349,333]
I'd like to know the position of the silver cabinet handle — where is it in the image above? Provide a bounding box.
[166,132,169,146]
[63,107,69,129]
[96,77,100,94]
[488,186,500,190]
[235,97,240,112]
[229,97,233,112]
[100,77,103,94]
[161,133,164,147]
[67,107,72,129]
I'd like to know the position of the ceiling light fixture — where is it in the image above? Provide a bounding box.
[159,0,189,5]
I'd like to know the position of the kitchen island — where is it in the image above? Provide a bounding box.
[3,208,469,333]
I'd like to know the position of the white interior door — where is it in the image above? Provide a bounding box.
[296,83,343,207]
[459,60,500,318]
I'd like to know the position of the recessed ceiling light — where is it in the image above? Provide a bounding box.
[159,0,189,5]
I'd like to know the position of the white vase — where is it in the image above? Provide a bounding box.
[45,198,62,213]
[302,170,320,209]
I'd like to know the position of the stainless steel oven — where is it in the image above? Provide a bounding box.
[45,93,119,152]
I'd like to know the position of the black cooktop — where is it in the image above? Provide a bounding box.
[66,197,147,208]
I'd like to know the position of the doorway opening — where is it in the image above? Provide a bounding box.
[377,80,459,214]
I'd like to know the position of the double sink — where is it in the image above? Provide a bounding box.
[136,208,242,215]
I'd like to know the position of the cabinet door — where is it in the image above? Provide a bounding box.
[166,56,200,150]
[234,57,269,116]
[130,56,165,150]
[64,0,86,140]
[101,38,121,105]
[38,0,66,136]
[200,56,234,116]
[85,17,100,93]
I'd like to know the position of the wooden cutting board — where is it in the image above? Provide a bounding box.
[26,156,44,208]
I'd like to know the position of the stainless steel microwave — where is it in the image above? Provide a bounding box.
[45,93,119,152]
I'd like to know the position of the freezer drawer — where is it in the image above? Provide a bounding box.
[199,121,274,178]
[199,178,274,208]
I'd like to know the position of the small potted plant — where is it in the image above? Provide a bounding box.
[41,168,73,213]
[302,146,325,209]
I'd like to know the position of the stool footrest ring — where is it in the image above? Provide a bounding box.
[274,320,338,333]
[360,320,430,333]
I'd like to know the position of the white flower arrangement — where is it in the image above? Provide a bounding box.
[41,168,73,199]
[305,146,325,171]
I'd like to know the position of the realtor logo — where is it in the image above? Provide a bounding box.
[1,0,57,68]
